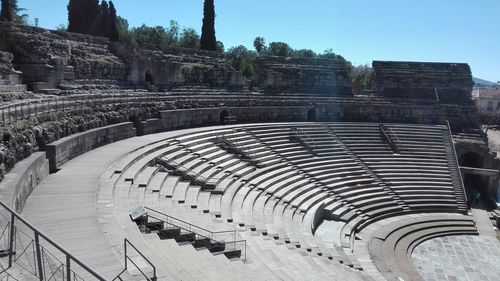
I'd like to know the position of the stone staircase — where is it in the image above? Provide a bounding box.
[21,62,75,94]
[0,73,34,102]
[134,208,244,261]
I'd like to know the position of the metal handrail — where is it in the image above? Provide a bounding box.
[0,200,106,281]
[144,207,236,238]
[113,239,156,281]
[445,120,468,207]
[144,213,247,261]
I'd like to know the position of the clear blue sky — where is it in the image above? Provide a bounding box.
[18,0,500,82]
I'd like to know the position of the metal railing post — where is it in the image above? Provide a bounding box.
[8,213,15,268]
[66,255,71,281]
[34,233,44,281]
[124,239,127,270]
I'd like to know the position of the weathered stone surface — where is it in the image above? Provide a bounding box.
[0,152,48,212]
[0,50,14,74]
[110,42,248,89]
[373,60,474,105]
[252,56,352,95]
[45,122,135,172]
[0,22,127,89]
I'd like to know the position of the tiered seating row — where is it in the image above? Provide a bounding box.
[97,122,468,281]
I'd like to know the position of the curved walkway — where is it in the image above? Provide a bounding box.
[19,126,227,279]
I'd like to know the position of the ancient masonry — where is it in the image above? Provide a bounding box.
[0,21,498,281]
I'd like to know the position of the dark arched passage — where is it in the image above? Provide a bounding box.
[307,108,317,122]
[145,71,154,84]
[220,110,229,125]
[459,152,485,204]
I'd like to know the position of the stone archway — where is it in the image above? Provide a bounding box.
[307,108,317,122]
[145,71,154,84]
[220,110,229,125]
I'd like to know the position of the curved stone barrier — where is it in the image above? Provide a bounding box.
[0,152,49,212]
[367,214,477,281]
[45,122,136,172]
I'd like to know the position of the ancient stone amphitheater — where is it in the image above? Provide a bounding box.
[0,22,499,281]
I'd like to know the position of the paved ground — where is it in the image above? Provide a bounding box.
[19,126,230,279]
[412,204,500,281]
[412,235,500,281]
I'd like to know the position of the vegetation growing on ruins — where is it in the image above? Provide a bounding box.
[2,0,366,91]
[226,38,354,79]
[352,65,376,94]
[200,0,217,51]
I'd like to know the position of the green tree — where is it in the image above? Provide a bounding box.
[107,1,119,41]
[319,49,353,74]
[352,65,375,94]
[253,37,266,54]
[67,0,83,33]
[200,0,217,51]
[268,42,292,57]
[55,23,67,31]
[1,0,12,22]
[179,27,200,49]
[292,49,316,58]
[1,0,28,24]
[133,24,168,45]
[68,0,99,35]
[96,0,109,37]
[165,20,180,46]
[216,41,224,53]
[116,16,135,44]
[226,45,256,78]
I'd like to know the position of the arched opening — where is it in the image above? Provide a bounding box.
[459,152,485,205]
[307,108,317,122]
[128,115,140,127]
[145,71,154,84]
[220,110,229,125]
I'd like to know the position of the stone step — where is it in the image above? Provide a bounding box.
[0,84,27,92]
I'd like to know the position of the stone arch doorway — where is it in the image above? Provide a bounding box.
[220,110,229,125]
[307,108,317,122]
[145,71,154,84]
[459,152,485,203]
[128,115,140,127]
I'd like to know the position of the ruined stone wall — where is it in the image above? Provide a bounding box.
[315,100,478,132]
[252,56,352,95]
[0,22,127,88]
[0,50,14,75]
[372,61,474,105]
[110,42,248,90]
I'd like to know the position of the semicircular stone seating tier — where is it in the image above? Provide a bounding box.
[97,122,473,281]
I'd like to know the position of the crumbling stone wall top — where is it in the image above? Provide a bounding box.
[253,56,352,95]
[0,22,126,80]
[372,60,474,105]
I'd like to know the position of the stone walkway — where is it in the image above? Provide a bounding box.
[412,235,500,281]
[471,206,497,237]
[19,126,229,279]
